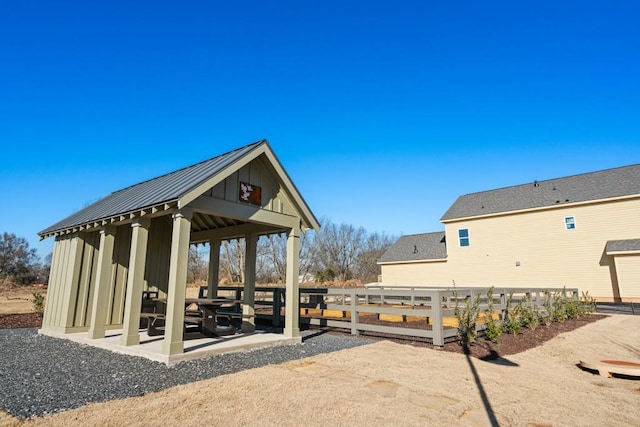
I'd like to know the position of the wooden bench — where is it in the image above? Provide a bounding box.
[140,312,205,336]
[215,312,255,329]
[140,312,166,336]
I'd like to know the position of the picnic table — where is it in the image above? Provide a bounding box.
[142,297,243,337]
[184,298,241,337]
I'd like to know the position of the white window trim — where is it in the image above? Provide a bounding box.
[564,216,576,230]
[458,228,470,247]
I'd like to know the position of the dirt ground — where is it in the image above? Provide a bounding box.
[0,313,638,426]
[0,287,45,316]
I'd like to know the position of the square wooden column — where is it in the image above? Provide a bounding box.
[241,234,258,333]
[206,239,221,298]
[88,226,116,339]
[121,218,150,346]
[58,233,84,331]
[161,208,192,356]
[284,227,300,338]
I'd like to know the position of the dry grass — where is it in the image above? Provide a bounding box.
[0,285,46,316]
[0,315,637,426]
[3,282,638,426]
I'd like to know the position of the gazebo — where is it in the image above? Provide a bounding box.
[38,140,319,363]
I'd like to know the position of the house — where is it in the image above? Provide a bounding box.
[378,164,640,302]
[38,140,319,362]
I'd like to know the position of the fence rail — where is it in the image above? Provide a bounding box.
[201,285,579,346]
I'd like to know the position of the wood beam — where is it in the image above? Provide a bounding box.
[190,222,283,243]
[189,195,300,230]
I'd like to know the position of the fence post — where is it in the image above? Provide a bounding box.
[273,288,282,328]
[350,288,359,335]
[235,287,243,313]
[431,290,444,347]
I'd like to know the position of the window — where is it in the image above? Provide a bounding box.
[458,228,470,246]
[565,216,576,230]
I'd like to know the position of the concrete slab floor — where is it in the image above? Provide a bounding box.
[39,328,302,366]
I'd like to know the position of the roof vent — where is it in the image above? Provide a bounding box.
[413,245,418,254]
[534,180,539,187]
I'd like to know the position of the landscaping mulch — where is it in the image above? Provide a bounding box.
[307,313,609,360]
[0,313,43,329]
[442,314,608,359]
[0,310,609,361]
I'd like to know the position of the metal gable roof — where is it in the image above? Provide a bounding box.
[441,164,640,221]
[378,232,447,263]
[39,140,266,237]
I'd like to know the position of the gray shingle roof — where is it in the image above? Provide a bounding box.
[39,140,265,236]
[441,164,640,221]
[378,232,447,263]
[606,239,640,253]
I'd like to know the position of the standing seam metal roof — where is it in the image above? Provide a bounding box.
[38,140,265,236]
[441,164,640,221]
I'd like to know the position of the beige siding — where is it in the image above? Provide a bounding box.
[382,198,640,300]
[380,261,452,286]
[613,254,640,301]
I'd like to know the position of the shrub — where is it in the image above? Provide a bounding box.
[503,291,523,335]
[552,290,567,323]
[541,290,554,327]
[453,289,481,346]
[519,294,540,331]
[483,286,502,343]
[565,298,585,319]
[581,291,597,314]
[32,292,45,316]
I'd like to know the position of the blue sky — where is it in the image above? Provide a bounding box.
[1,1,639,259]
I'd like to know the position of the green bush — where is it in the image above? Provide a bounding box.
[519,294,540,331]
[483,286,502,343]
[453,289,481,346]
[552,290,567,323]
[32,292,45,316]
[581,291,597,314]
[503,291,521,335]
[541,290,554,327]
[565,298,585,319]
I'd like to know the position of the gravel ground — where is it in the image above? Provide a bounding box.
[0,328,373,419]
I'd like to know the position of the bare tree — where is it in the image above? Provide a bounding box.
[209,220,393,286]
[0,232,40,284]
[187,244,209,284]
[354,231,396,283]
[298,231,318,283]
[314,221,366,281]
[220,239,245,283]
[257,234,286,283]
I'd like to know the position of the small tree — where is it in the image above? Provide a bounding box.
[503,291,521,335]
[453,288,481,347]
[484,287,502,343]
[32,292,45,315]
